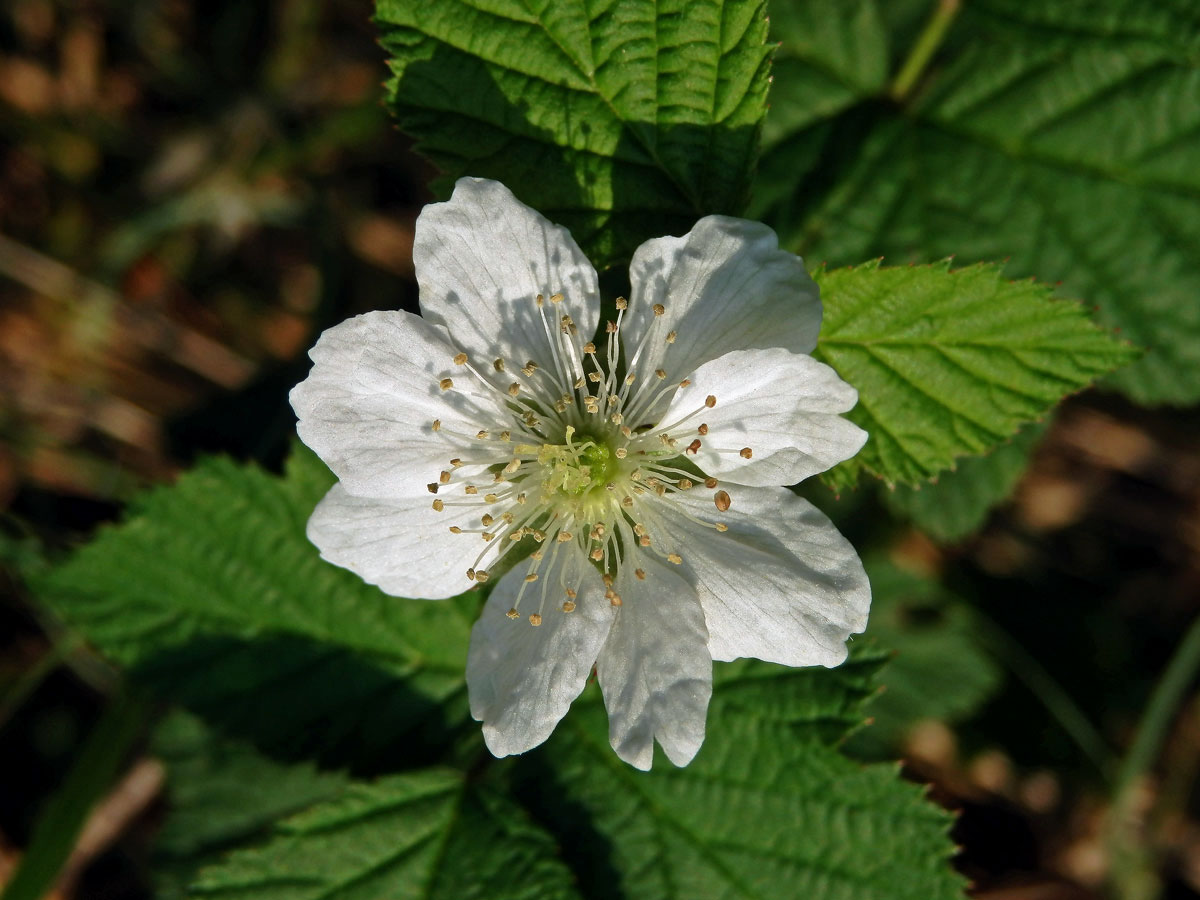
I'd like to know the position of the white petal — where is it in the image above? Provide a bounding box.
[468,551,613,758]
[642,486,870,667]
[306,483,482,599]
[290,310,508,498]
[662,348,867,486]
[415,178,600,377]
[595,555,712,770]
[624,216,820,417]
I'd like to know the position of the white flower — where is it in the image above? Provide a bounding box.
[290,178,870,770]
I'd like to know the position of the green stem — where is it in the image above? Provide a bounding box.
[889,0,962,101]
[0,638,81,731]
[1106,614,1200,900]
[1114,615,1200,793]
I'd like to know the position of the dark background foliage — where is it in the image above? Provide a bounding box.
[1,1,1199,898]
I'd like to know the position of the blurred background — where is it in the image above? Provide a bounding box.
[2,1,1200,898]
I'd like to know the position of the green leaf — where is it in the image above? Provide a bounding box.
[761,0,888,149]
[847,560,1002,759]
[375,0,772,270]
[883,423,1045,542]
[34,446,477,768]
[761,0,1200,404]
[189,768,582,900]
[518,652,966,900]
[151,711,349,899]
[812,260,1134,490]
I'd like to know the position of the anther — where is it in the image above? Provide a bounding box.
[608,591,623,607]
[465,485,478,495]
[667,553,683,565]
[476,429,489,439]
[453,352,468,365]
[714,490,732,511]
[482,532,495,541]
[529,613,543,626]
[678,478,693,490]
[588,372,602,383]
[504,459,521,474]
[666,331,677,343]
[557,531,573,542]
[655,368,667,379]
[705,395,716,408]
[475,570,490,583]
[740,447,753,459]
[450,458,463,467]
[652,303,665,316]
[583,342,596,354]
[705,477,719,489]
[508,382,522,396]
[550,293,564,304]
[439,378,453,391]
[698,424,708,435]
[635,568,646,580]
[715,523,728,532]
[615,448,628,459]
[562,600,576,612]
[484,493,499,503]
[679,379,691,387]
[525,573,539,583]
[467,568,476,580]
[536,293,544,306]
[494,358,506,372]
[432,499,444,511]
[590,548,604,561]
[506,607,520,619]
[439,471,451,484]
[481,514,494,526]
[625,373,636,385]
[565,588,577,599]
[686,439,702,454]
[449,526,462,534]
[603,573,614,587]
[639,535,652,547]
[615,296,628,310]
[606,321,618,334]
[432,419,441,431]
[427,483,439,494]
[524,360,538,373]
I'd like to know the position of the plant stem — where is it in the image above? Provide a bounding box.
[1107,613,1200,900]
[889,0,962,101]
[974,614,1116,779]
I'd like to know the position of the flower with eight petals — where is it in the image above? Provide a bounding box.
[290,178,870,769]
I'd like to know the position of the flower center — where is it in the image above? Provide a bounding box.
[537,428,617,501]
[426,292,742,625]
